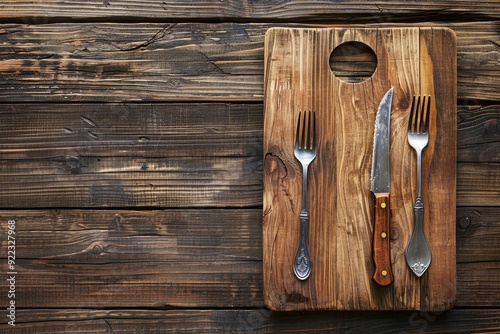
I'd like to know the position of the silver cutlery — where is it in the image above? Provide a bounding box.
[405,95,432,277]
[370,87,395,287]
[293,111,317,280]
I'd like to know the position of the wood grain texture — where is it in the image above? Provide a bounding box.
[0,103,263,159]
[0,207,497,309]
[0,209,263,308]
[0,259,262,308]
[0,209,262,262]
[263,27,456,311]
[457,163,500,206]
[0,103,262,208]
[0,23,264,102]
[456,207,500,263]
[0,22,498,102]
[0,308,499,333]
[0,1,497,332]
[458,105,500,163]
[0,1,498,20]
[457,262,500,308]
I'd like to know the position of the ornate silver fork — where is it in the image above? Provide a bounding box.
[293,111,317,280]
[405,95,432,277]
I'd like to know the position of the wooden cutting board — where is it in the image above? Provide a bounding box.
[262,27,456,311]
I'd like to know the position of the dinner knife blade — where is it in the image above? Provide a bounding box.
[370,87,394,287]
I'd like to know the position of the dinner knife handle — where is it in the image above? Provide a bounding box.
[372,193,394,287]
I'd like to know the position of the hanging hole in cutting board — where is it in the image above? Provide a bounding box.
[330,41,377,83]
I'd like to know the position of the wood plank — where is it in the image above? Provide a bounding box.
[0,209,262,308]
[0,208,498,309]
[0,259,262,308]
[0,103,263,208]
[457,163,500,206]
[420,27,457,312]
[263,27,456,311]
[0,157,262,208]
[0,156,262,208]
[0,211,263,308]
[0,22,265,102]
[457,207,500,263]
[1,309,499,333]
[0,209,262,262]
[458,105,500,163]
[457,262,500,308]
[0,1,498,21]
[0,103,263,159]
[0,22,498,102]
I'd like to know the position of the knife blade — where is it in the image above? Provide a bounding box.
[370,87,394,287]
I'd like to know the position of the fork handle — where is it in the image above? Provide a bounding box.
[372,193,394,287]
[405,196,432,277]
[293,213,311,280]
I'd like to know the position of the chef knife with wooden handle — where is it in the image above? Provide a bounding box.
[370,87,394,287]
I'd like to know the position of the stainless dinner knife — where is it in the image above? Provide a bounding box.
[370,87,394,287]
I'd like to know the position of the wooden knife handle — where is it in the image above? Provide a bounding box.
[372,193,394,287]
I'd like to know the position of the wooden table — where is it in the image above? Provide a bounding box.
[0,2,498,332]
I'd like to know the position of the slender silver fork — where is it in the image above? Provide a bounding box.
[293,111,317,280]
[405,95,432,277]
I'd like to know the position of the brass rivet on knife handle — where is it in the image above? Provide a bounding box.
[372,193,394,287]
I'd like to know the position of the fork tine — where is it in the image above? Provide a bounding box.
[414,97,419,133]
[306,111,312,149]
[417,95,424,133]
[295,111,302,149]
[418,96,424,133]
[302,111,307,149]
[417,95,427,133]
[408,96,416,133]
[423,95,431,133]
[300,111,307,149]
[310,111,316,150]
